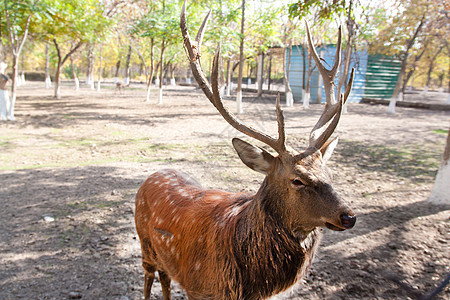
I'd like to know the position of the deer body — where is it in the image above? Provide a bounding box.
[136,168,322,299]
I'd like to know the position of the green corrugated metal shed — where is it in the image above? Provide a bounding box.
[364,54,402,99]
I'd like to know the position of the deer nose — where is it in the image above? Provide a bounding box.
[340,213,356,229]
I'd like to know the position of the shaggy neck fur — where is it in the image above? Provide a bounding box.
[227,178,322,299]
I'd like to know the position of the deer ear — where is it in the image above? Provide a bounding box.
[232,138,275,175]
[320,137,339,164]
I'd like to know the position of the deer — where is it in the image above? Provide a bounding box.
[115,81,130,93]
[134,2,356,299]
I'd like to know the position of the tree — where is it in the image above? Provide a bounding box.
[40,0,111,99]
[367,0,442,113]
[1,0,43,120]
[236,0,245,114]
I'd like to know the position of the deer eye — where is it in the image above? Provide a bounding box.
[291,178,305,187]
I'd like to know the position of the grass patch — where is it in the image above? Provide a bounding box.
[337,140,441,183]
[432,129,448,136]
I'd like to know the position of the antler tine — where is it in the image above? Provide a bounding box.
[276,94,286,153]
[305,22,340,105]
[195,8,211,49]
[180,0,213,100]
[343,68,355,103]
[331,26,342,76]
[305,23,354,151]
[210,44,286,154]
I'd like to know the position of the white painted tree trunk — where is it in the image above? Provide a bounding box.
[96,80,101,91]
[74,77,80,91]
[124,77,130,85]
[430,163,450,205]
[186,77,191,84]
[388,92,401,114]
[55,83,61,100]
[45,76,52,88]
[20,73,25,85]
[17,75,23,87]
[247,78,251,85]
[286,90,293,107]
[227,82,232,97]
[0,62,7,74]
[0,89,10,120]
[89,75,95,90]
[236,90,243,114]
[155,77,160,87]
[429,129,450,205]
[302,89,309,109]
[114,77,119,84]
[158,88,163,104]
[388,97,396,114]
[7,92,16,120]
[342,102,348,114]
[170,77,176,86]
[146,85,151,102]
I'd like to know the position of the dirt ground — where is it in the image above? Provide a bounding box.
[0,81,449,300]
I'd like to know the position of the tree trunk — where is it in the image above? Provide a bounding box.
[8,55,18,120]
[146,38,155,102]
[70,55,79,90]
[170,64,176,86]
[267,53,272,91]
[124,45,132,85]
[284,46,293,107]
[305,49,315,105]
[236,0,245,114]
[86,45,95,89]
[54,61,62,100]
[158,39,166,104]
[53,39,83,99]
[97,46,103,91]
[429,126,450,204]
[425,46,444,89]
[390,14,425,108]
[0,74,10,121]
[45,44,52,89]
[114,60,121,83]
[257,53,264,97]
[226,59,232,96]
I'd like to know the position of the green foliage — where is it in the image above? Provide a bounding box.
[289,0,346,21]
[63,63,80,79]
[38,0,112,44]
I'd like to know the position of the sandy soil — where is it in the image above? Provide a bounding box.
[0,82,449,300]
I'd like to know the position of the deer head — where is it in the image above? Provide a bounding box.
[180,2,356,232]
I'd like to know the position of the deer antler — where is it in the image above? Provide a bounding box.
[180,0,286,154]
[305,23,355,150]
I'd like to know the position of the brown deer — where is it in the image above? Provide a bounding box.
[134,2,356,299]
[115,81,130,93]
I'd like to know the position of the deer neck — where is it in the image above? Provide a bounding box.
[230,177,321,298]
[243,177,317,243]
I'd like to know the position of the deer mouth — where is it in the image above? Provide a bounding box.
[325,222,346,231]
